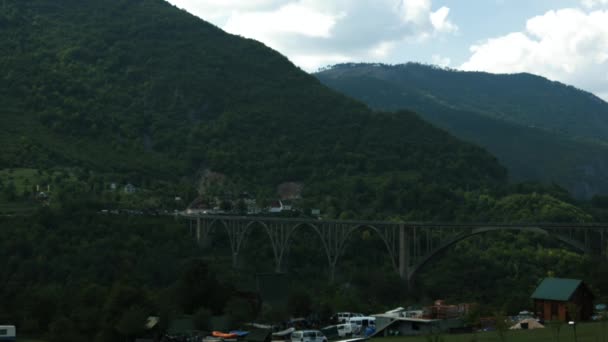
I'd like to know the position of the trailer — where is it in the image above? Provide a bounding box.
[0,326,15,342]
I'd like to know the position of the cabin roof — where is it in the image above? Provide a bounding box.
[531,277,583,301]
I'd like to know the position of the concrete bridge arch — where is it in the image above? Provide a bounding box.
[406,226,592,282]
[187,214,608,284]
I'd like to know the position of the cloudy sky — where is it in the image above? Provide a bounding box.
[167,0,608,100]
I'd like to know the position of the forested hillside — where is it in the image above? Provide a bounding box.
[0,0,510,218]
[316,63,608,198]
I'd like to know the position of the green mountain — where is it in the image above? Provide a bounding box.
[315,63,608,199]
[0,0,510,219]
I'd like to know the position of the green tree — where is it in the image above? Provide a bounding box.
[424,325,445,342]
[48,316,80,342]
[235,199,247,215]
[3,181,17,200]
[548,317,563,342]
[224,298,256,327]
[494,311,509,342]
[115,307,148,342]
[288,290,313,317]
[193,307,212,331]
[176,260,229,314]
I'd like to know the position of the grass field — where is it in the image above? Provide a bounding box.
[0,200,38,215]
[0,168,43,193]
[0,167,77,215]
[12,322,608,342]
[375,322,608,342]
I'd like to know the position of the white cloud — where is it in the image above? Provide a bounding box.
[430,7,458,33]
[371,41,398,58]
[461,8,608,100]
[400,0,432,25]
[292,54,352,71]
[167,0,458,71]
[581,0,608,8]
[224,4,338,43]
[432,54,451,67]
[168,0,284,22]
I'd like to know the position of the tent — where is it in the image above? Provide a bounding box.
[510,318,544,330]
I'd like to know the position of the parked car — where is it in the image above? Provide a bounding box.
[0,326,16,342]
[291,330,327,342]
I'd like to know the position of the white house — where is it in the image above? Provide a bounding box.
[268,200,284,213]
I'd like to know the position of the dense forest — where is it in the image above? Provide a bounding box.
[1,1,608,341]
[0,0,512,218]
[1,203,607,342]
[316,63,608,199]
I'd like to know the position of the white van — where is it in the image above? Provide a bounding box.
[290,330,327,342]
[348,316,376,335]
[335,312,364,323]
[0,326,16,342]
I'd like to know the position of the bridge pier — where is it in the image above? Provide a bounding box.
[602,230,606,257]
[318,223,357,283]
[265,223,295,274]
[196,217,201,242]
[398,224,409,281]
[225,220,249,269]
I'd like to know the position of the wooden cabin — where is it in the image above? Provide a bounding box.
[531,278,594,322]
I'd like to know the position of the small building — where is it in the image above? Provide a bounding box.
[124,183,136,194]
[531,277,595,322]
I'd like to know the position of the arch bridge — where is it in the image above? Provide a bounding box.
[180,213,608,283]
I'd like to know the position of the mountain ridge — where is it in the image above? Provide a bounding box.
[316,62,608,198]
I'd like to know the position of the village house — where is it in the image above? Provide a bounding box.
[186,197,213,215]
[268,200,285,213]
[531,277,595,322]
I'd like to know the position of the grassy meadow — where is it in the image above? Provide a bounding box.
[377,321,608,342]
